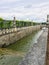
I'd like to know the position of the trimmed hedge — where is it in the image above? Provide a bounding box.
[0,20,40,29]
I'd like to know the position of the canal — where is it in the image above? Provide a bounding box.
[0,30,43,65]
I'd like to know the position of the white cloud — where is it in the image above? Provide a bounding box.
[0,0,20,4]
[0,0,49,22]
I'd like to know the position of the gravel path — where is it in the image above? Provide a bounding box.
[19,28,48,65]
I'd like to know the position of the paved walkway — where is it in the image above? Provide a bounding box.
[19,28,48,65]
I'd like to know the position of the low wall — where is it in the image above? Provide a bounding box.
[0,25,41,47]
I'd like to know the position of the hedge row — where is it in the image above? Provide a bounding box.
[0,20,39,29]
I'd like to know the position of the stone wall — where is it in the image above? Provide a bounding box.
[0,25,41,47]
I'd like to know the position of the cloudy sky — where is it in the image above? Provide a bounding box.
[0,0,49,22]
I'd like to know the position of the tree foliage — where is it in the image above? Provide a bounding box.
[0,17,3,21]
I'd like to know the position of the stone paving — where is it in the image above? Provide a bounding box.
[19,28,48,65]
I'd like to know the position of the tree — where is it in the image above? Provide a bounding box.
[7,21,12,29]
[0,22,4,34]
[0,22,4,29]
[0,18,3,21]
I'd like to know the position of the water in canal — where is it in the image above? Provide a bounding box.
[0,30,42,65]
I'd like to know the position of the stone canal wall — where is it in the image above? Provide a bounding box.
[0,25,41,47]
